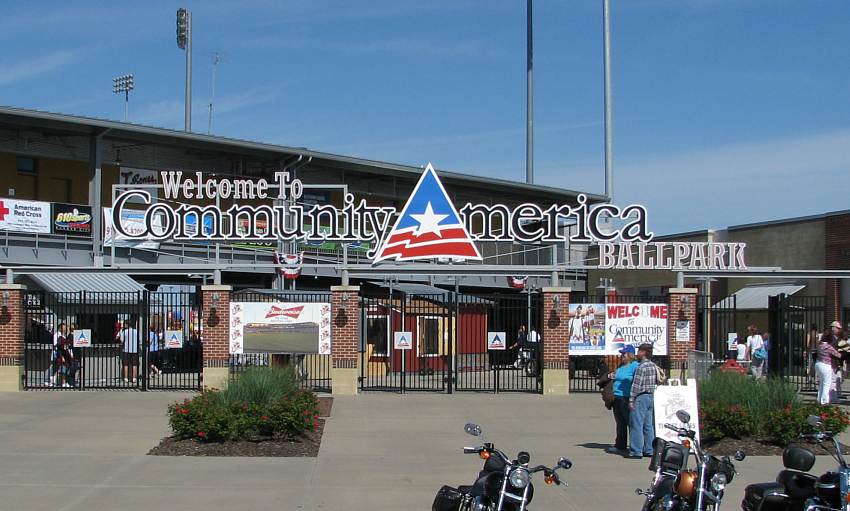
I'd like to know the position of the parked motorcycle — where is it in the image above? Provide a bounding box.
[742,414,848,511]
[433,423,572,511]
[637,410,745,511]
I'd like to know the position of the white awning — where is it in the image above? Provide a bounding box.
[714,284,806,310]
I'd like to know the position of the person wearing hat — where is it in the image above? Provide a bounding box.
[628,343,661,459]
[605,345,639,455]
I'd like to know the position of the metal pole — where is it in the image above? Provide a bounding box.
[208,52,220,135]
[603,0,614,200]
[184,10,192,132]
[90,135,103,265]
[124,90,129,122]
[526,0,534,185]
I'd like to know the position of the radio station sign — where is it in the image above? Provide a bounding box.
[53,203,92,235]
[101,163,747,268]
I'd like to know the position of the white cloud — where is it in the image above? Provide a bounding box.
[0,50,83,86]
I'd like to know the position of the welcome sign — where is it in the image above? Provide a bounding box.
[108,163,748,269]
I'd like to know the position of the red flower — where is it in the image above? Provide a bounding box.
[313,420,320,428]
[197,431,207,439]
[302,410,310,416]
[261,415,269,421]
[821,414,829,420]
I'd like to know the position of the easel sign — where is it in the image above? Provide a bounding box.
[654,378,701,446]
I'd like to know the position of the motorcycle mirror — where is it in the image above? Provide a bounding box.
[518,451,531,465]
[558,457,572,470]
[676,410,691,424]
[464,423,482,437]
[807,415,823,428]
[734,450,746,462]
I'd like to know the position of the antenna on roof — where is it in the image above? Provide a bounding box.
[207,52,223,135]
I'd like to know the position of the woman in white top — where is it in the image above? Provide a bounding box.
[735,337,748,363]
[746,325,765,379]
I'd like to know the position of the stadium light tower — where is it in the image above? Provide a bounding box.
[177,7,192,132]
[112,73,134,122]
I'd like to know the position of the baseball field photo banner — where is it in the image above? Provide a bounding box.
[229,302,331,355]
[567,303,606,355]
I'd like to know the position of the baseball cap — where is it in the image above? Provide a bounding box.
[619,345,636,355]
[831,321,842,329]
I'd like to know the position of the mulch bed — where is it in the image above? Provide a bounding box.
[148,396,333,457]
[705,437,850,456]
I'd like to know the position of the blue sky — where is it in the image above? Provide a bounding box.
[1,0,848,234]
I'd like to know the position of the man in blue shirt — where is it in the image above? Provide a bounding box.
[606,345,639,455]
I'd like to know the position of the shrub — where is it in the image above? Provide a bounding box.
[698,372,850,445]
[167,367,319,442]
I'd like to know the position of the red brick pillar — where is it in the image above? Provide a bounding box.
[541,287,570,395]
[331,285,359,395]
[0,284,25,391]
[668,288,698,382]
[201,285,231,390]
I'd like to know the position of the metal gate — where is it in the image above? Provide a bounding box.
[23,290,202,390]
[569,295,669,393]
[359,291,542,393]
[698,294,737,361]
[769,294,825,393]
[229,290,332,393]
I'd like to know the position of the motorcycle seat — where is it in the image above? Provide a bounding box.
[776,470,817,500]
[743,482,787,511]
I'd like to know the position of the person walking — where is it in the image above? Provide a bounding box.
[747,325,766,379]
[816,328,842,405]
[628,343,661,459]
[606,345,639,455]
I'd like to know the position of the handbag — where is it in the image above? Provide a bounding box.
[752,347,767,361]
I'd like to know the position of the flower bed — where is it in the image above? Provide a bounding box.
[150,367,328,457]
[698,372,850,454]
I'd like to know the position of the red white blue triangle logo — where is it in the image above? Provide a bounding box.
[373,163,482,263]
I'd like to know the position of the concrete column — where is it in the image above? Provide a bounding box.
[0,284,25,391]
[331,285,359,395]
[541,287,571,395]
[88,134,104,266]
[201,285,231,390]
[668,287,698,382]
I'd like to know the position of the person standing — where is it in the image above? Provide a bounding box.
[747,325,766,379]
[761,331,772,375]
[148,320,163,378]
[628,344,660,459]
[816,329,842,405]
[807,324,821,385]
[45,323,67,386]
[119,320,139,384]
[606,345,639,455]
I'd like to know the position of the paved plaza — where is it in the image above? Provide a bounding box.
[0,390,846,511]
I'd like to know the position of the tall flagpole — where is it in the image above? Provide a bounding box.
[526,0,534,185]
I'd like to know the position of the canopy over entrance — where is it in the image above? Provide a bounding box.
[714,283,805,310]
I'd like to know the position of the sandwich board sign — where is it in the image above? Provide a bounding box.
[165,330,184,349]
[487,332,507,350]
[394,331,412,350]
[73,329,92,348]
[654,378,701,447]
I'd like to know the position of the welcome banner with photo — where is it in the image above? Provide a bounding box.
[229,302,331,355]
[0,198,51,234]
[567,303,606,355]
[568,303,668,356]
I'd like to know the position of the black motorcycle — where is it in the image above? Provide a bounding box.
[742,414,849,511]
[637,410,745,511]
[433,423,572,511]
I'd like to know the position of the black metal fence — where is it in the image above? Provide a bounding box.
[769,294,825,393]
[229,290,332,393]
[698,294,737,360]
[360,291,542,393]
[23,290,202,390]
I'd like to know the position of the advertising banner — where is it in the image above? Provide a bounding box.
[229,302,331,355]
[0,198,51,234]
[606,303,668,356]
[53,203,92,236]
[567,303,606,355]
[118,168,159,204]
[487,332,507,350]
[654,379,700,446]
[103,207,162,249]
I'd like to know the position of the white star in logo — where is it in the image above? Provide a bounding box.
[410,202,449,237]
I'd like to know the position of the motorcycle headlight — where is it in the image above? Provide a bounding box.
[509,468,530,489]
[710,472,728,492]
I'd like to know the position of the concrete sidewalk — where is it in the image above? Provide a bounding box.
[0,391,843,511]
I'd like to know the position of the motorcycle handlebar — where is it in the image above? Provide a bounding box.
[463,446,482,454]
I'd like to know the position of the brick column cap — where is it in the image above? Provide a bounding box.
[541,287,571,293]
[201,285,232,291]
[668,288,698,294]
[0,284,25,290]
[331,285,360,292]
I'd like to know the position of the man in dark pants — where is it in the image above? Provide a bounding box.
[629,344,660,459]
[606,345,639,455]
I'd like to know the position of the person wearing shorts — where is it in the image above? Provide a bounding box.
[119,321,139,383]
